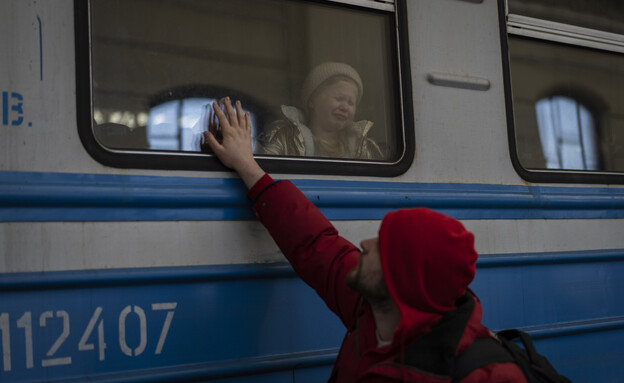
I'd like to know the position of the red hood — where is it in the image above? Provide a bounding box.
[378,208,478,343]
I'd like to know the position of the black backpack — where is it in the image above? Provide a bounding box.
[452,329,572,383]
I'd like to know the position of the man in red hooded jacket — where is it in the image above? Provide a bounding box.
[204,98,527,382]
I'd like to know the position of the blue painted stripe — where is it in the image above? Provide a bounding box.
[1,250,623,382]
[64,315,624,382]
[0,263,295,291]
[48,312,624,383]
[2,248,622,290]
[476,248,624,267]
[58,349,338,383]
[519,316,624,339]
[1,171,624,221]
[50,313,624,383]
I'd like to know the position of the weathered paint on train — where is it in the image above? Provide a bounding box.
[1,0,623,382]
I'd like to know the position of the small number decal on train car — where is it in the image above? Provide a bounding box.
[1,91,27,127]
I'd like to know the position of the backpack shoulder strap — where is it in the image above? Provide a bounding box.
[452,337,516,383]
[497,330,573,383]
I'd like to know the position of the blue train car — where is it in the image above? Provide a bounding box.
[1,0,623,381]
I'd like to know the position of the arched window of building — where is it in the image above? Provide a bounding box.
[535,96,600,170]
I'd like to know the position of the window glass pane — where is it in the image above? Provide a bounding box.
[509,36,624,172]
[508,0,624,35]
[90,0,401,162]
[535,96,599,170]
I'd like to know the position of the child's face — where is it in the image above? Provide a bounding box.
[309,79,359,132]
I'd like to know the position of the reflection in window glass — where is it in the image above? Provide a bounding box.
[90,0,401,162]
[508,36,624,173]
[535,96,599,170]
[144,98,259,152]
[147,101,179,151]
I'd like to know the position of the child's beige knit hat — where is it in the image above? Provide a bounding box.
[301,62,363,107]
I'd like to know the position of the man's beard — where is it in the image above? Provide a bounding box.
[345,263,392,307]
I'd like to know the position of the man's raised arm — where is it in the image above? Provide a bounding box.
[203,98,361,326]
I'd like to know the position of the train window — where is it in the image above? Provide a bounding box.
[502,0,624,183]
[75,0,414,176]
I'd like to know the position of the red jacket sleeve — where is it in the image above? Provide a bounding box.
[248,174,361,328]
